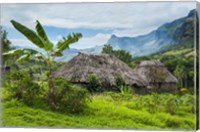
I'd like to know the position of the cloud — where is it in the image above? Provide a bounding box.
[2,2,195,32]
[10,38,38,49]
[2,2,195,49]
[70,33,111,49]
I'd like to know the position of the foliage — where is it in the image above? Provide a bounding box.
[115,74,131,94]
[3,70,42,105]
[131,48,194,90]
[87,73,101,93]
[101,44,133,65]
[113,50,133,64]
[1,28,12,52]
[103,92,132,101]
[165,95,180,115]
[1,28,16,67]
[143,93,161,113]
[101,44,114,55]
[53,78,90,114]
[2,93,195,129]
[3,20,82,110]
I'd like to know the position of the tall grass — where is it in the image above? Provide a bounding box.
[2,92,195,130]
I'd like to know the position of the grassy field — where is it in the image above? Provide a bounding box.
[2,93,196,130]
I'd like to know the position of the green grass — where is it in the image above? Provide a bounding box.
[2,93,196,130]
[162,48,193,56]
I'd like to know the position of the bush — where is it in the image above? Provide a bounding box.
[87,73,101,93]
[53,78,90,114]
[3,70,42,105]
[115,74,131,94]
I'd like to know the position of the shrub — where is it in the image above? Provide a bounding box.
[87,73,101,93]
[115,74,131,94]
[53,77,90,114]
[3,70,42,105]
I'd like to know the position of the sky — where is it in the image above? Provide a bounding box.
[1,2,196,49]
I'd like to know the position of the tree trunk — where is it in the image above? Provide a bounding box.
[48,75,57,111]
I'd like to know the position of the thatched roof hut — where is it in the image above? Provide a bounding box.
[133,60,178,93]
[53,53,147,89]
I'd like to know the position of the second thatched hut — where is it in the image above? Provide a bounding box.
[133,60,178,93]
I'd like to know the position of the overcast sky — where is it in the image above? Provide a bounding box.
[1,2,195,49]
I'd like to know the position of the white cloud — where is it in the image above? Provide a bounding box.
[70,33,111,49]
[10,38,38,49]
[2,2,195,31]
[2,2,196,49]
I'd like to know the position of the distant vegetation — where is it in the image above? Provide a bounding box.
[102,44,133,65]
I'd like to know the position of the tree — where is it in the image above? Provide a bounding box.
[174,64,187,88]
[102,44,114,55]
[1,27,15,67]
[101,44,133,65]
[3,20,82,110]
[114,50,133,64]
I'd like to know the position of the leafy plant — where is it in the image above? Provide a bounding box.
[4,70,41,105]
[87,73,101,93]
[53,77,90,113]
[115,74,131,94]
[3,20,82,110]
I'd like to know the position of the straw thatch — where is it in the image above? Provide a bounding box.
[133,60,178,93]
[53,53,147,90]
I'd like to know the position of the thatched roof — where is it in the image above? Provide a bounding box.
[133,60,178,83]
[53,53,147,87]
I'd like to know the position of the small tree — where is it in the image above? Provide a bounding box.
[3,20,82,110]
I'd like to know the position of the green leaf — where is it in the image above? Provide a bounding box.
[35,20,49,42]
[16,54,30,62]
[10,20,45,49]
[23,49,39,54]
[45,41,54,51]
[57,33,82,52]
[35,20,54,51]
[3,49,24,56]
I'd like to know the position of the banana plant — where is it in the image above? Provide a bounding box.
[3,20,82,110]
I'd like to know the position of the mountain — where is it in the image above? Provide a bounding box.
[57,9,197,61]
[107,9,197,57]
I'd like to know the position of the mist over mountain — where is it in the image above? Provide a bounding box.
[107,9,197,57]
[37,9,198,61]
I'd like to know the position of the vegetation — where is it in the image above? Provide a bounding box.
[102,44,133,65]
[87,73,101,93]
[2,93,195,130]
[1,20,196,130]
[131,48,195,91]
[1,27,16,71]
[3,20,82,110]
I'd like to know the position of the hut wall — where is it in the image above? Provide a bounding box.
[149,82,178,93]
